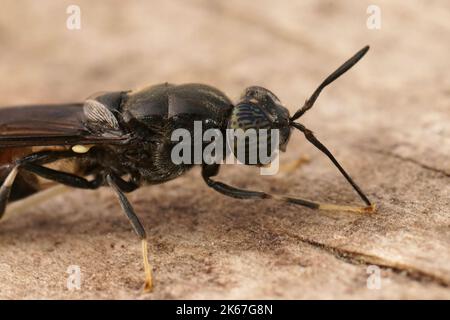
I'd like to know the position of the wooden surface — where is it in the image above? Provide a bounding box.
[0,0,449,299]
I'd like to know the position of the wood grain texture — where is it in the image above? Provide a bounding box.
[0,0,448,299]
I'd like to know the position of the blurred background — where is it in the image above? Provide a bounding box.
[0,0,448,169]
[0,0,449,299]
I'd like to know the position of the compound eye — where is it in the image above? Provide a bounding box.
[228,103,271,131]
[227,103,283,166]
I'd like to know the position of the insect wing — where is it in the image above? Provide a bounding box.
[0,103,126,147]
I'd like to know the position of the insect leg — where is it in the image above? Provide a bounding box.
[107,174,140,193]
[202,164,375,213]
[21,163,103,189]
[0,150,77,220]
[106,174,152,292]
[1,166,102,220]
[0,165,19,219]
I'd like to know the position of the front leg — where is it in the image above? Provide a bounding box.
[202,164,375,213]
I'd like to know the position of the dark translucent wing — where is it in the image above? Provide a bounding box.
[0,103,126,147]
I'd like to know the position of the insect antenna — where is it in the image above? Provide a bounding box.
[290,45,369,121]
[290,122,372,206]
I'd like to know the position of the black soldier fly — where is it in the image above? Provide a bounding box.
[0,46,375,291]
